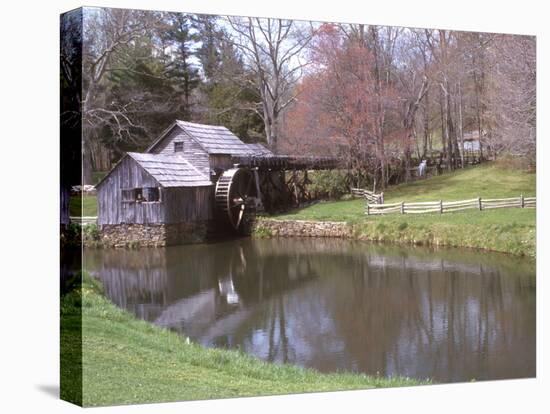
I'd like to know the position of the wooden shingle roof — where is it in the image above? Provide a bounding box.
[244,143,274,156]
[127,152,212,187]
[175,120,259,155]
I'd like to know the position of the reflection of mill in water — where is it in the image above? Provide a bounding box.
[154,242,317,359]
[87,240,318,360]
[153,246,247,339]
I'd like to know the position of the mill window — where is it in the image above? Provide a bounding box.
[122,188,142,202]
[121,188,161,203]
[174,141,184,152]
[143,187,160,202]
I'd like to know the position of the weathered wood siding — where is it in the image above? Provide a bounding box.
[162,186,213,224]
[97,156,213,225]
[98,156,162,225]
[209,154,233,171]
[150,126,210,176]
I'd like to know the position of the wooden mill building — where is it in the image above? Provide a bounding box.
[96,121,274,246]
[96,120,339,247]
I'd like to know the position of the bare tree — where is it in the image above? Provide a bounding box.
[485,34,536,161]
[401,75,430,181]
[81,8,158,183]
[226,17,314,151]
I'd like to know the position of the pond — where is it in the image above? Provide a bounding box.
[84,238,536,383]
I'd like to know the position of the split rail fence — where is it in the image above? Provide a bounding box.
[365,195,535,216]
[70,216,97,225]
[351,188,384,204]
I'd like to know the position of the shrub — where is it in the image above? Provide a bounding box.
[82,223,100,241]
[494,155,534,172]
[398,222,408,231]
[253,225,273,238]
[376,222,387,232]
[307,170,349,200]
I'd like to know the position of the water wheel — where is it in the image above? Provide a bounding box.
[215,168,258,231]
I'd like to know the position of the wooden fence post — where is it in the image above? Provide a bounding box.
[366,203,370,216]
[439,200,443,214]
[401,201,405,214]
[380,192,384,204]
[521,194,524,208]
[478,197,482,211]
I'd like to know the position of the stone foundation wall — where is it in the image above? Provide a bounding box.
[253,219,351,238]
[100,222,208,248]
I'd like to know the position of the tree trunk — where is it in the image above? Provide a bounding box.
[370,26,387,189]
[447,88,459,169]
[404,145,411,182]
[439,91,449,168]
[82,136,93,185]
[422,96,429,158]
[442,80,457,171]
[457,81,465,168]
[403,76,429,182]
[472,51,485,161]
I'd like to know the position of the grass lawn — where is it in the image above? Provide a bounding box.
[61,276,426,407]
[92,171,107,185]
[268,164,536,257]
[69,194,97,217]
[277,163,535,222]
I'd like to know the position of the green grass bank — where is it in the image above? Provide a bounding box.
[267,164,536,257]
[69,194,98,217]
[61,276,427,407]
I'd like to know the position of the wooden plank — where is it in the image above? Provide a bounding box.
[367,205,402,212]
[443,205,476,212]
[367,206,402,214]
[482,200,520,207]
[404,204,441,209]
[368,202,402,208]
[378,206,402,213]
[404,208,442,214]
[482,197,518,203]
[442,201,478,209]
[443,198,479,206]
[404,201,442,206]
[482,203,519,210]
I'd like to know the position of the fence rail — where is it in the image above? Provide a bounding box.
[70,216,97,225]
[366,195,535,216]
[351,187,384,204]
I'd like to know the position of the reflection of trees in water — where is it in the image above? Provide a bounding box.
[85,248,169,321]
[223,239,535,380]
[304,251,535,381]
[84,239,535,381]
[85,245,219,321]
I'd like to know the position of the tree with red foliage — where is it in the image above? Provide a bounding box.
[283,24,399,188]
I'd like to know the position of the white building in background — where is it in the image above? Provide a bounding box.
[463,130,483,152]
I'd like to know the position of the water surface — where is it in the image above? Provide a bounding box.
[85,238,535,382]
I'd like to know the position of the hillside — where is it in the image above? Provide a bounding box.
[270,164,536,257]
[277,164,535,222]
